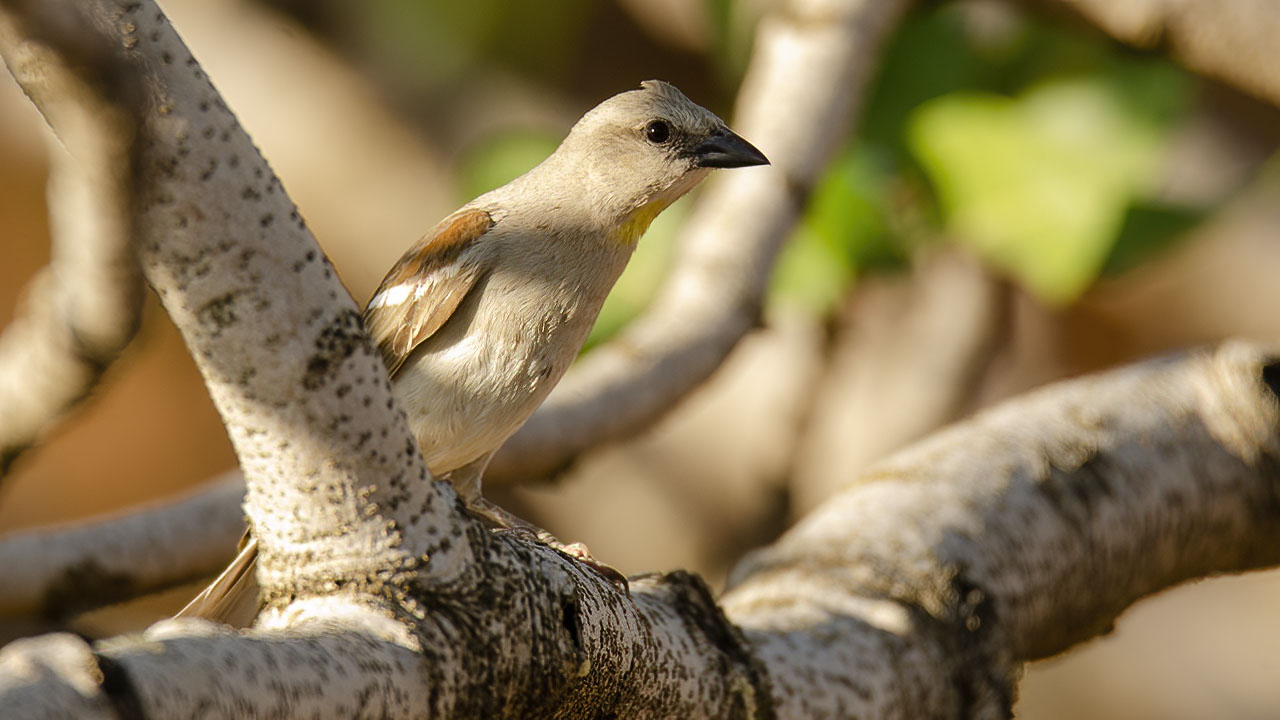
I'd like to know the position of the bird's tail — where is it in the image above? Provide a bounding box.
[174,532,260,628]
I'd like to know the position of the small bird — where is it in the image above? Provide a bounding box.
[179,80,768,624]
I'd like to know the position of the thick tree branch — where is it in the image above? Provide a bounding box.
[0,474,244,619]
[0,0,469,638]
[71,0,460,609]
[724,341,1280,716]
[485,0,915,484]
[5,0,1280,717]
[5,341,1279,717]
[0,0,143,477]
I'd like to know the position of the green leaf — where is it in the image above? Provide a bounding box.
[860,6,992,154]
[770,147,905,314]
[908,80,1168,303]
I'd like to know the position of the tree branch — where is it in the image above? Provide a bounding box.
[4,0,1280,717]
[0,473,244,619]
[724,341,1280,716]
[5,341,1279,716]
[0,0,143,477]
[485,0,915,484]
[69,0,461,610]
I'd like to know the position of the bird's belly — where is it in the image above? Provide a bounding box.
[391,299,589,475]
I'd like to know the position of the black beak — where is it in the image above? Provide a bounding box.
[693,127,769,168]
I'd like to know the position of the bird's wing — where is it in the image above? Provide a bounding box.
[363,208,496,376]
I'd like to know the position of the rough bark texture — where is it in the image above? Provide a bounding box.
[5,337,1279,717]
[4,0,1280,717]
[81,0,463,613]
[724,341,1280,717]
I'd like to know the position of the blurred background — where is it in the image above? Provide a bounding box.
[3,0,1280,716]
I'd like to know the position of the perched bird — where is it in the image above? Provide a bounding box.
[179,80,768,624]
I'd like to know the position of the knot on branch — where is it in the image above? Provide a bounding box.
[663,570,777,720]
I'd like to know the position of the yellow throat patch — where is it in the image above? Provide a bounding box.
[619,201,668,246]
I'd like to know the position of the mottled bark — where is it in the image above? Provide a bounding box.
[3,0,1280,718]
[5,340,1279,717]
[725,342,1280,717]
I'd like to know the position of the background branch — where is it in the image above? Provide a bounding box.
[791,250,1010,514]
[0,473,243,619]
[0,0,143,478]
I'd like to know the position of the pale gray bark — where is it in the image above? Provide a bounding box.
[0,474,244,618]
[724,341,1280,718]
[3,0,1280,718]
[5,333,1279,717]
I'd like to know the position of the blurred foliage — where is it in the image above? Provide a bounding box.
[706,0,763,90]
[458,131,561,201]
[776,2,1203,310]
[910,80,1165,302]
[1102,202,1205,276]
[771,147,903,314]
[317,0,1211,333]
[361,0,593,88]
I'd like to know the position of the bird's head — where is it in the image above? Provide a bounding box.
[553,80,769,241]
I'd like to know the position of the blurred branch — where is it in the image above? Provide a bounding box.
[486,0,916,484]
[1041,0,1280,108]
[791,250,1010,514]
[7,0,1280,717]
[0,0,143,478]
[725,341,1280,716]
[0,474,244,619]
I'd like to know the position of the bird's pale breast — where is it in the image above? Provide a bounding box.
[390,231,630,476]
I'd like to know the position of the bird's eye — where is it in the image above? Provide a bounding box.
[645,119,671,144]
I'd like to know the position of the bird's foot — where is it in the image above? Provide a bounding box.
[534,532,629,593]
[466,498,628,592]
